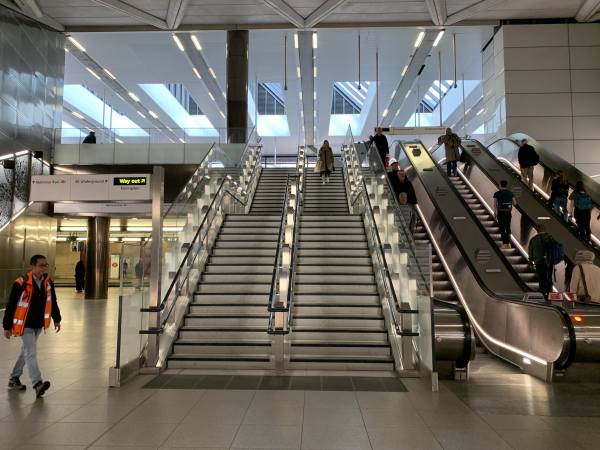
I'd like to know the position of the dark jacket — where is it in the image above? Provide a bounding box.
[518,144,538,168]
[75,261,85,278]
[528,232,552,264]
[398,178,417,205]
[82,134,96,144]
[3,274,61,330]
[550,177,569,200]
[370,134,389,162]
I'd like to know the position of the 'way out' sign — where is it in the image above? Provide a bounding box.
[31,174,151,202]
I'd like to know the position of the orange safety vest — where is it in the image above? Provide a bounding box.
[11,272,53,337]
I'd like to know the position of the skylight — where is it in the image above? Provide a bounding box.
[140,84,219,137]
[420,80,455,113]
[63,85,147,137]
[257,83,285,115]
[331,82,371,115]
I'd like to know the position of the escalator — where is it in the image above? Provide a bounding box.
[387,139,583,381]
[487,133,600,245]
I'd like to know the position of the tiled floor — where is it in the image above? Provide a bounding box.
[1,288,600,449]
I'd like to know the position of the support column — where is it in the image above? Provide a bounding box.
[85,217,110,299]
[226,30,249,144]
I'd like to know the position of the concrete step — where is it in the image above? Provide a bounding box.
[299,241,368,249]
[299,234,366,242]
[189,304,266,315]
[294,305,382,316]
[294,294,380,305]
[220,227,279,234]
[210,256,276,264]
[295,264,372,273]
[204,264,274,273]
[290,343,390,357]
[227,215,281,221]
[297,256,372,265]
[202,273,272,283]
[185,316,268,327]
[287,358,394,371]
[179,328,268,340]
[218,234,279,241]
[295,274,375,284]
[172,342,271,356]
[211,248,277,257]
[196,283,271,294]
[214,240,277,249]
[295,283,377,295]
[168,356,272,369]
[301,215,361,222]
[293,317,385,329]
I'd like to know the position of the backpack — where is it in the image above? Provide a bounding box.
[575,192,592,211]
[531,149,540,166]
[546,238,565,266]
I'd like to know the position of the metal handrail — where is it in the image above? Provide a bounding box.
[268,175,292,313]
[238,127,260,168]
[341,150,405,335]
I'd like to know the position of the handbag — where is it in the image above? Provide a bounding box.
[314,160,322,173]
[578,264,592,302]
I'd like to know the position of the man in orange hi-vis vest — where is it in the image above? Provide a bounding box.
[3,255,61,398]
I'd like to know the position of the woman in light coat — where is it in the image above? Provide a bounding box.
[317,140,334,184]
[438,128,461,177]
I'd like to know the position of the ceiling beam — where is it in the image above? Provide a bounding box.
[425,0,447,26]
[305,0,348,28]
[177,34,227,118]
[66,40,180,141]
[380,30,437,128]
[263,0,305,28]
[297,31,315,145]
[91,0,169,29]
[166,0,189,29]
[575,0,600,21]
[445,0,505,26]
[0,0,64,30]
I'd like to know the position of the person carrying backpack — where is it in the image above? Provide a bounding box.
[550,170,569,221]
[569,181,592,242]
[528,223,561,300]
[517,139,539,189]
[493,180,517,249]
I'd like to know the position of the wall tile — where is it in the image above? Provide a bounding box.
[569,23,600,47]
[505,93,572,117]
[571,69,600,92]
[574,140,600,164]
[506,116,573,141]
[572,93,600,116]
[504,70,571,94]
[570,46,600,70]
[503,24,568,48]
[573,117,600,139]
[536,140,575,163]
[503,46,570,71]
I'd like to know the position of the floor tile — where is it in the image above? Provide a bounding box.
[228,376,263,390]
[259,376,292,390]
[60,402,138,423]
[231,424,302,449]
[303,405,365,427]
[123,401,196,423]
[352,377,386,392]
[195,375,233,389]
[431,426,512,450]
[367,426,443,450]
[289,376,322,391]
[162,422,238,448]
[362,408,427,429]
[27,421,112,446]
[2,402,82,422]
[94,422,177,447]
[301,423,372,450]
[252,390,304,406]
[182,402,249,425]
[321,376,354,391]
[243,402,304,425]
[305,390,358,409]
[480,412,553,431]
[497,428,587,450]
[357,391,412,411]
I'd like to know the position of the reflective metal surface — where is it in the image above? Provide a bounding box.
[85,217,110,300]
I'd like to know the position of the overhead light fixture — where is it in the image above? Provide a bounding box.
[401,65,408,76]
[433,30,445,47]
[15,150,29,156]
[86,67,101,80]
[414,31,425,48]
[172,34,184,51]
[476,108,485,115]
[64,47,69,53]
[208,92,215,101]
[219,110,225,118]
[128,92,140,102]
[191,35,202,51]
[72,111,84,120]
[297,67,301,78]
[294,33,298,49]
[115,138,124,143]
[137,111,146,118]
[313,66,317,77]
[193,67,202,79]
[405,90,411,99]
[103,68,116,80]
[209,67,217,78]
[382,109,388,117]
[179,138,185,143]
[148,110,158,119]
[67,36,86,52]
[390,89,397,99]
[312,33,318,49]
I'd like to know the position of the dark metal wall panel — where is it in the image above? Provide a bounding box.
[0,5,65,160]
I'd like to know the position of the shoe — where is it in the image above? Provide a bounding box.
[33,381,50,398]
[7,377,26,391]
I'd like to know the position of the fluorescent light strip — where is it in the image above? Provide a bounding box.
[148,110,159,119]
[115,138,124,143]
[128,92,140,102]
[68,36,86,52]
[137,111,146,118]
[219,110,225,118]
[72,111,84,120]
[293,33,298,49]
[312,32,318,49]
[172,34,184,51]
[103,68,116,80]
[313,66,317,77]
[401,65,408,76]
[209,68,217,78]
[433,30,445,47]
[208,92,215,101]
[0,153,15,161]
[190,35,202,51]
[382,109,388,117]
[414,31,425,48]
[86,68,101,80]
[297,67,301,78]
[15,150,29,156]
[193,67,202,79]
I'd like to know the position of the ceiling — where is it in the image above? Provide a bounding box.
[3,0,596,31]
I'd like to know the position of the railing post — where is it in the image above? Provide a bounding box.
[146,166,164,368]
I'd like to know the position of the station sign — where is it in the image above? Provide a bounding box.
[31,174,151,202]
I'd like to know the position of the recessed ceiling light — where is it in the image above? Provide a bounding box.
[86,67,101,80]
[191,35,202,51]
[414,31,425,48]
[72,111,84,119]
[433,30,445,47]
[68,36,86,52]
[172,34,184,51]
[148,110,158,119]
[193,67,201,79]
[128,92,140,102]
[103,68,116,80]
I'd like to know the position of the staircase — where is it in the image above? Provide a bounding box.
[289,168,395,371]
[450,174,538,290]
[168,169,292,369]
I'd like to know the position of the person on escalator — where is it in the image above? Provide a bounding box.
[369,128,389,167]
[493,180,517,249]
[437,128,461,177]
[550,170,570,221]
[528,224,555,300]
[388,159,401,198]
[569,181,592,242]
[397,169,417,206]
[570,251,600,303]
[517,139,539,189]
[398,192,416,234]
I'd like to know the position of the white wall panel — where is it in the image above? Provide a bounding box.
[505,93,572,117]
[503,47,570,71]
[569,24,600,47]
[503,24,568,48]
[506,117,573,141]
[573,117,600,140]
[570,47,600,70]
[504,70,570,94]
[536,140,575,163]
[574,140,600,164]
[572,93,600,116]
[571,70,600,92]
[575,164,600,177]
